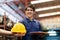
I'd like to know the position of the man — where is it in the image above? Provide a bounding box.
[18,5,42,40]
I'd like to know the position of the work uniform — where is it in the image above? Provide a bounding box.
[18,17,42,40]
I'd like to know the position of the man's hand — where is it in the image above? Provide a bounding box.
[14,33,25,36]
[12,32,26,36]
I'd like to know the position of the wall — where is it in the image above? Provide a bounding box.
[39,15,60,30]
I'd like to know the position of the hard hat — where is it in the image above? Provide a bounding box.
[11,23,26,34]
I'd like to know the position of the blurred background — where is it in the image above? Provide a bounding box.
[0,0,60,40]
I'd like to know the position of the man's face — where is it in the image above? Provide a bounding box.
[25,7,34,18]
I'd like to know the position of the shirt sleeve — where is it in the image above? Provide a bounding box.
[38,22,42,31]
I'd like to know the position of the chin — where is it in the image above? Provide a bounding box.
[28,15,32,17]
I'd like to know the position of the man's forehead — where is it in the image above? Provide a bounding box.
[26,7,33,10]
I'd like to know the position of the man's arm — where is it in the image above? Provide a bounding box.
[0,29,25,36]
[38,22,42,31]
[0,29,12,35]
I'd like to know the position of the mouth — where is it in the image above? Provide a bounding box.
[27,12,33,14]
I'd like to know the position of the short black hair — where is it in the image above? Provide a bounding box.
[25,5,35,11]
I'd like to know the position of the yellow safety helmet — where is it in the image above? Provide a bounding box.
[11,23,26,34]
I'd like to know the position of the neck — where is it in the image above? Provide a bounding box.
[27,16,33,21]
[29,17,33,21]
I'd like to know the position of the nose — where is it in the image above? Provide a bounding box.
[28,11,32,12]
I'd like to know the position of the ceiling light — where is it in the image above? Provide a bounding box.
[31,0,54,4]
[35,5,60,12]
[39,12,60,17]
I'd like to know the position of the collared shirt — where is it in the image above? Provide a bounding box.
[21,17,42,32]
[20,17,42,40]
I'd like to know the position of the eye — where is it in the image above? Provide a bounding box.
[27,9,33,11]
[30,10,33,11]
[27,9,29,11]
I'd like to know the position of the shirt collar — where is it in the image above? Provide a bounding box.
[25,17,35,22]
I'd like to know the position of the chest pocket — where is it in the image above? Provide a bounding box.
[28,21,40,32]
[23,20,40,32]
[32,22,39,30]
